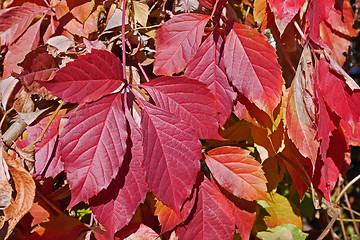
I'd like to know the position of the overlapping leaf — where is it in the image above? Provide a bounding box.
[155,195,195,233]
[3,16,44,76]
[306,0,335,46]
[0,6,41,46]
[177,178,235,240]
[205,146,268,201]
[286,49,319,166]
[41,49,123,103]
[224,22,283,116]
[185,30,236,125]
[154,13,210,75]
[60,93,128,208]
[142,76,221,139]
[267,0,305,35]
[313,129,350,200]
[232,204,256,240]
[258,193,302,229]
[141,101,201,216]
[317,59,360,128]
[89,107,147,238]
[16,112,63,178]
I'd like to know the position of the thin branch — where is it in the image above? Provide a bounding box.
[335,173,360,204]
[342,205,360,218]
[339,218,348,240]
[317,213,338,240]
[344,192,360,234]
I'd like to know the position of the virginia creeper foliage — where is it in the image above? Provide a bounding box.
[0,0,359,239]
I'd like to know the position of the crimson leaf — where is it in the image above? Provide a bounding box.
[142,76,221,139]
[224,22,283,116]
[41,49,123,103]
[60,92,128,208]
[154,13,210,75]
[140,101,201,216]
[177,178,235,240]
[185,30,236,126]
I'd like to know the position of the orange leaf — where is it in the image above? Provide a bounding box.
[205,146,268,201]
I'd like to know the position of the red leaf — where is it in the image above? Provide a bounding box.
[317,59,360,128]
[326,1,357,37]
[89,144,147,238]
[205,146,268,201]
[281,136,312,198]
[154,13,210,75]
[267,0,305,35]
[185,30,236,126]
[60,93,128,208]
[141,101,201,216]
[177,178,235,240]
[3,16,43,76]
[233,205,256,240]
[342,120,360,145]
[142,76,221,139]
[306,0,335,46]
[41,49,123,103]
[286,50,319,166]
[0,6,41,46]
[314,76,336,164]
[313,128,350,200]
[17,112,63,178]
[224,22,283,116]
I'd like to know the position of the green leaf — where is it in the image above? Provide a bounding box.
[257,224,308,240]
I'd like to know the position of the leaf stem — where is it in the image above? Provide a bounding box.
[0,107,14,129]
[183,0,190,13]
[122,0,127,82]
[125,40,150,82]
[292,20,307,43]
[31,101,64,146]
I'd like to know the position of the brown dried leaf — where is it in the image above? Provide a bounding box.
[2,150,35,239]
[0,150,12,210]
[0,77,19,110]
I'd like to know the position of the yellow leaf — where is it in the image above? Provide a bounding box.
[133,1,149,27]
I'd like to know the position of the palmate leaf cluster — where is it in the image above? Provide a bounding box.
[0,0,359,239]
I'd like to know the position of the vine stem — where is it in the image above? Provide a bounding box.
[317,213,338,240]
[335,173,360,204]
[122,0,127,82]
